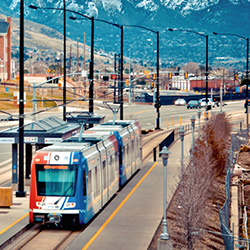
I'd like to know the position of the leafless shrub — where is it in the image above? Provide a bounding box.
[198,113,231,176]
[173,145,215,249]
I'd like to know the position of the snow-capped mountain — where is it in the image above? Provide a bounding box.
[1,0,250,69]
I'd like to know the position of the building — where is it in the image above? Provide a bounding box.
[0,17,11,81]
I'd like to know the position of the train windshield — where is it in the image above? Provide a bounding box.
[35,164,78,197]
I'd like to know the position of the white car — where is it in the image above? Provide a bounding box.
[174,98,186,106]
[199,98,215,108]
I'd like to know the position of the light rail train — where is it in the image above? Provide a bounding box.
[29,120,142,226]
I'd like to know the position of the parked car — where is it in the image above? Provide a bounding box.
[187,100,201,109]
[174,98,186,106]
[199,98,215,108]
[135,93,146,100]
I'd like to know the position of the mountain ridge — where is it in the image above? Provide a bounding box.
[1,0,250,69]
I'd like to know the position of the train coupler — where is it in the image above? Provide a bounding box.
[48,212,62,225]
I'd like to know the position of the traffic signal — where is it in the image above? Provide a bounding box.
[168,72,172,79]
[184,72,188,79]
[53,78,59,84]
[234,73,238,80]
[153,73,156,80]
[126,79,129,85]
[103,75,109,81]
[46,76,53,83]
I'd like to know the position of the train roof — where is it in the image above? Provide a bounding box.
[64,133,113,144]
[87,125,123,132]
[102,120,138,128]
[39,142,91,152]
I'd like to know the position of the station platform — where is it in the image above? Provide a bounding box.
[0,186,30,248]
[0,129,192,249]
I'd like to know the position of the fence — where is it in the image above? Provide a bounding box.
[218,128,250,250]
[231,129,248,152]
[218,167,234,250]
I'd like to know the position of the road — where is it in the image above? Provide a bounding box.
[0,100,245,166]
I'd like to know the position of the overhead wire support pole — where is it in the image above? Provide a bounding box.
[16,0,26,197]
[29,4,93,121]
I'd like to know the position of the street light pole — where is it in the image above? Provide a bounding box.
[124,25,160,129]
[213,32,249,130]
[205,35,208,116]
[29,3,68,121]
[156,31,160,129]
[247,38,249,132]
[120,26,124,120]
[69,15,94,125]
[63,0,66,121]
[168,28,209,118]
[89,16,94,126]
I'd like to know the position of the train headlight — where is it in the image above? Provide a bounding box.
[65,202,76,208]
[36,202,46,207]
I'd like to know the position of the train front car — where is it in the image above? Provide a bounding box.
[29,143,90,226]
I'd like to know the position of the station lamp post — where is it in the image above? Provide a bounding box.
[159,146,171,240]
[197,109,201,138]
[178,126,185,185]
[123,25,160,129]
[213,32,249,130]
[168,28,209,118]
[191,115,196,151]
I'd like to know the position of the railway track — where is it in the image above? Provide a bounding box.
[4,225,82,250]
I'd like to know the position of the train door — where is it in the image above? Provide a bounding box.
[102,160,108,204]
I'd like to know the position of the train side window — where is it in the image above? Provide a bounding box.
[115,152,119,173]
[123,146,126,168]
[94,167,98,197]
[127,144,130,165]
[87,171,92,195]
[83,170,86,196]
[110,155,114,181]
[103,161,106,189]
[132,140,134,158]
